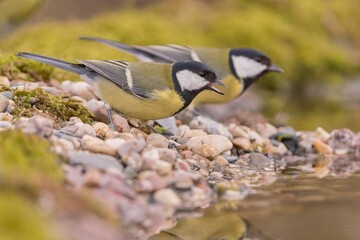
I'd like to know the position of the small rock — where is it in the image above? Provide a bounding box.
[60,125,79,135]
[227,124,249,138]
[0,76,10,87]
[328,128,355,154]
[83,99,110,123]
[117,139,146,160]
[0,113,13,122]
[0,121,13,129]
[185,134,233,159]
[189,116,233,139]
[75,124,96,138]
[256,123,277,138]
[155,160,173,176]
[210,171,223,179]
[68,151,123,170]
[157,148,177,164]
[83,169,102,187]
[314,127,331,142]
[175,159,191,171]
[247,153,273,170]
[61,81,97,100]
[264,139,288,155]
[137,171,167,192]
[209,156,229,171]
[313,139,333,154]
[82,135,116,156]
[232,137,251,150]
[105,138,126,149]
[0,94,9,113]
[0,91,13,100]
[16,116,53,138]
[56,138,75,151]
[112,114,130,132]
[153,188,181,208]
[92,122,114,139]
[146,133,169,148]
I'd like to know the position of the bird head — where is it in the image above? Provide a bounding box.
[229,48,283,90]
[173,61,224,97]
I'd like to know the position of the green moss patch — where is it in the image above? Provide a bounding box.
[11,88,93,126]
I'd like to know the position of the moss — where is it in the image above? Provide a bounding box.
[11,88,93,126]
[0,130,62,182]
[0,191,55,240]
[0,53,54,82]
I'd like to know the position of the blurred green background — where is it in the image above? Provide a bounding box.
[1,0,359,131]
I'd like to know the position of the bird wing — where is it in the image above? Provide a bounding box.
[133,44,193,63]
[77,60,173,99]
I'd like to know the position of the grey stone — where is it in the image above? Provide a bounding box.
[68,151,123,170]
[189,116,233,139]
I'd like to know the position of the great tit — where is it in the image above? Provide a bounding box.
[80,36,284,105]
[16,52,224,120]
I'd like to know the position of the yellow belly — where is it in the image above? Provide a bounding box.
[95,79,184,120]
[192,75,244,105]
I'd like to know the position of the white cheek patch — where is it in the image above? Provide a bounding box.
[176,70,207,92]
[231,56,267,78]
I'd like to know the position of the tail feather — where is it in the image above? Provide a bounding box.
[79,36,136,54]
[16,52,86,75]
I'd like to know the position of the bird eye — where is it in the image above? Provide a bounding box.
[253,57,263,63]
[199,71,207,78]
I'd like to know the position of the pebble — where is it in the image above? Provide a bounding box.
[92,122,114,139]
[314,127,331,142]
[255,123,278,138]
[83,169,102,187]
[0,76,10,87]
[210,171,223,180]
[185,134,233,159]
[0,113,13,122]
[61,81,97,101]
[0,94,9,113]
[112,114,130,132]
[263,139,288,155]
[16,116,53,138]
[137,171,167,192]
[246,153,273,170]
[313,139,333,154]
[328,128,355,154]
[153,189,181,208]
[232,137,251,150]
[175,159,191,171]
[82,135,117,156]
[83,99,110,123]
[75,124,96,138]
[227,124,249,138]
[157,148,177,164]
[154,160,173,176]
[117,139,146,160]
[0,121,13,129]
[68,151,123,170]
[0,91,13,100]
[146,133,169,148]
[105,138,126,149]
[189,116,233,139]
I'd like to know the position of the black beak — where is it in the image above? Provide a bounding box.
[267,64,284,73]
[207,80,225,95]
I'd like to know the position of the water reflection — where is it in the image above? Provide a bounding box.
[153,173,360,240]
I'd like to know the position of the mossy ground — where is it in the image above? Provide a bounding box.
[1,0,359,130]
[11,88,93,127]
[0,130,123,239]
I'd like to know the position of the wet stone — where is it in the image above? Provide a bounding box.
[246,153,273,170]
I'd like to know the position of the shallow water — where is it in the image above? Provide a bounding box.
[157,172,360,240]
